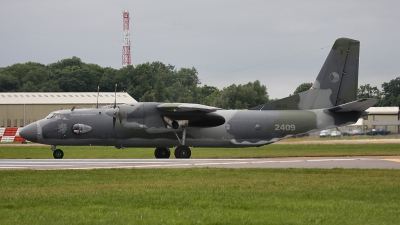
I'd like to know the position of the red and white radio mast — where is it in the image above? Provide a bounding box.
[122,10,131,66]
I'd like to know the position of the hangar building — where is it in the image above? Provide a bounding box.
[363,107,399,133]
[0,92,137,128]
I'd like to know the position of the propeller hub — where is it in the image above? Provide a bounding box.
[106,108,119,118]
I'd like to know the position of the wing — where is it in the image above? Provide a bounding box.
[157,103,222,112]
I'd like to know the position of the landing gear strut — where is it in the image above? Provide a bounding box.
[154,147,171,158]
[173,128,191,159]
[51,145,64,159]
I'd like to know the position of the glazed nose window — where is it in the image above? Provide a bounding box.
[72,124,82,134]
[72,124,92,134]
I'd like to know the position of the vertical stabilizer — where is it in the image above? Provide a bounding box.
[249,38,360,110]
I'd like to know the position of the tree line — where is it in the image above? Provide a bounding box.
[1,56,399,108]
[0,57,269,109]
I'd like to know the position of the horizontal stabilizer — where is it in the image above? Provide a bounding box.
[157,103,222,112]
[328,98,378,112]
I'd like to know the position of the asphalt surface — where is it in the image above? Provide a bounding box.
[1,139,400,170]
[1,156,400,170]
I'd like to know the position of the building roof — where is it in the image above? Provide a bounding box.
[0,92,137,105]
[366,107,399,115]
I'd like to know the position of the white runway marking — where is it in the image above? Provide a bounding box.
[1,157,399,170]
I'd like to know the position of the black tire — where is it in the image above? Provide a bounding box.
[174,145,191,159]
[154,147,171,158]
[53,149,64,159]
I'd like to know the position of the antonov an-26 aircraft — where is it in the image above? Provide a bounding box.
[20,38,378,159]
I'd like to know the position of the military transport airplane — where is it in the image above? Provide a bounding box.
[20,38,378,159]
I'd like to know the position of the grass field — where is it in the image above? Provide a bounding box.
[0,142,400,159]
[1,141,399,224]
[1,168,399,224]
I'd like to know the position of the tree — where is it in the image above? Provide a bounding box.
[358,84,381,99]
[0,73,19,92]
[48,56,83,70]
[0,57,274,107]
[382,77,400,97]
[212,80,269,109]
[199,85,219,105]
[154,74,166,102]
[293,82,313,95]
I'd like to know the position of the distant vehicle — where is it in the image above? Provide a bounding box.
[366,129,391,135]
[351,129,363,135]
[376,129,391,135]
[343,129,363,136]
[319,130,332,137]
[330,131,342,137]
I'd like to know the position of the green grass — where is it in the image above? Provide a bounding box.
[0,168,399,224]
[0,143,399,159]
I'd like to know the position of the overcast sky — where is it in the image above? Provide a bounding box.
[1,1,399,99]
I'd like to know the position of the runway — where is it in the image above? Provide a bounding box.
[1,156,400,170]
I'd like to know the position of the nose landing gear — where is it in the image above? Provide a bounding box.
[51,145,64,159]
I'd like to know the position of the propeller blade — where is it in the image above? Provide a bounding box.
[112,84,118,135]
[96,86,99,109]
[113,84,117,109]
[113,117,116,131]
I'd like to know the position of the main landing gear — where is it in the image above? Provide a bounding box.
[154,145,191,159]
[174,145,191,158]
[51,145,64,159]
[154,147,171,158]
[154,128,192,159]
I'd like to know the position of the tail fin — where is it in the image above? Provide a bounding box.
[249,38,360,110]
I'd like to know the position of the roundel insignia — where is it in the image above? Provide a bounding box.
[329,72,340,83]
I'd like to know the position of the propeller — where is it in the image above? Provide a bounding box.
[105,84,119,132]
[112,84,117,131]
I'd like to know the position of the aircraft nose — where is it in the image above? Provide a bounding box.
[19,122,38,142]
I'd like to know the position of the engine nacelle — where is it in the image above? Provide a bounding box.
[163,116,188,129]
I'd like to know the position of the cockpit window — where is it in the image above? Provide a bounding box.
[46,112,69,120]
[46,113,55,119]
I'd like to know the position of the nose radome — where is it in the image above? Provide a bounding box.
[19,122,38,142]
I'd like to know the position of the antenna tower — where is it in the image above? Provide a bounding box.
[122,10,131,66]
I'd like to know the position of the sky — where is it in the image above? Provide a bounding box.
[1,0,399,99]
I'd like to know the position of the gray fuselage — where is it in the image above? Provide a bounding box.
[23,102,361,148]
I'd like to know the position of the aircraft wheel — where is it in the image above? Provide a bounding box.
[154,147,171,158]
[174,145,191,159]
[53,149,64,159]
